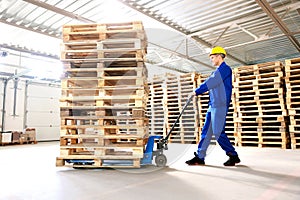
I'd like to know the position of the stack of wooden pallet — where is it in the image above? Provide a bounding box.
[147,75,165,137]
[56,21,149,168]
[178,73,199,143]
[285,57,300,149]
[197,73,236,145]
[164,73,181,142]
[234,61,288,148]
[147,73,199,144]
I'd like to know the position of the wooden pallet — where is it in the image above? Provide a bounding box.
[61,57,144,62]
[60,95,147,104]
[62,21,146,42]
[63,68,147,80]
[58,144,144,156]
[61,86,148,97]
[62,60,145,70]
[289,130,300,149]
[61,116,148,127]
[61,77,147,88]
[234,61,283,76]
[285,58,300,114]
[60,134,147,146]
[97,38,146,50]
[62,41,97,52]
[234,80,282,91]
[60,106,147,118]
[59,21,149,169]
[61,124,148,135]
[236,103,285,114]
[61,49,146,61]
[285,57,300,66]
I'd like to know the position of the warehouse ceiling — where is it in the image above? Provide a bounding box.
[0,0,300,79]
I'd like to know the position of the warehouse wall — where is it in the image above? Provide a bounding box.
[26,83,60,141]
[1,79,60,141]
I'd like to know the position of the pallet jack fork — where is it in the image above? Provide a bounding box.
[141,94,194,167]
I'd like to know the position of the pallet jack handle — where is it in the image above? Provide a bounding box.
[162,93,195,143]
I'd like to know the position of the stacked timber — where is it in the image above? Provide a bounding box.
[56,21,149,168]
[147,75,166,137]
[234,61,288,148]
[164,73,181,142]
[285,57,300,149]
[147,73,199,144]
[178,73,199,143]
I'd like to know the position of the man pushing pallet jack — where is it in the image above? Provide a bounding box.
[148,46,241,167]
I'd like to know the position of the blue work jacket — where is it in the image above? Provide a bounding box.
[195,62,232,108]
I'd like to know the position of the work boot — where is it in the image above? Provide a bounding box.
[224,155,241,166]
[185,152,205,165]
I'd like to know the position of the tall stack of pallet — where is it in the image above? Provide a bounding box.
[234,61,288,148]
[147,75,165,137]
[147,73,199,144]
[197,73,236,145]
[178,73,199,143]
[285,57,300,149]
[226,98,237,145]
[56,21,149,168]
[164,73,181,142]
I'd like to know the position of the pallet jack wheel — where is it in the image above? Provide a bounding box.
[155,154,167,167]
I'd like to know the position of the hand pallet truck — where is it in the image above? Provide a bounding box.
[141,94,194,167]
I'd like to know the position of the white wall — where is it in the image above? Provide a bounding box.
[1,79,61,141]
[26,83,60,141]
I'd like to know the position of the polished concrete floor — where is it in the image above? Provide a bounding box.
[0,141,299,200]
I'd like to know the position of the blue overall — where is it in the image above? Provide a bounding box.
[195,62,238,160]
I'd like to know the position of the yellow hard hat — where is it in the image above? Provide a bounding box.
[210,46,226,56]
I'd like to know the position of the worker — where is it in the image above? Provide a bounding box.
[185,46,240,166]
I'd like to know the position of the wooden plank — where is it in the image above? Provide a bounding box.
[62,21,145,42]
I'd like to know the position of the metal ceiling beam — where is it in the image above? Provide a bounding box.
[265,8,290,37]
[255,0,300,52]
[22,0,94,23]
[189,1,300,37]
[0,17,58,39]
[146,59,188,73]
[191,36,247,65]
[118,0,188,35]
[148,41,215,70]
[0,43,59,59]
[212,26,230,47]
[118,0,247,66]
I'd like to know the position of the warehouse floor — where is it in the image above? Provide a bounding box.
[0,142,299,200]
